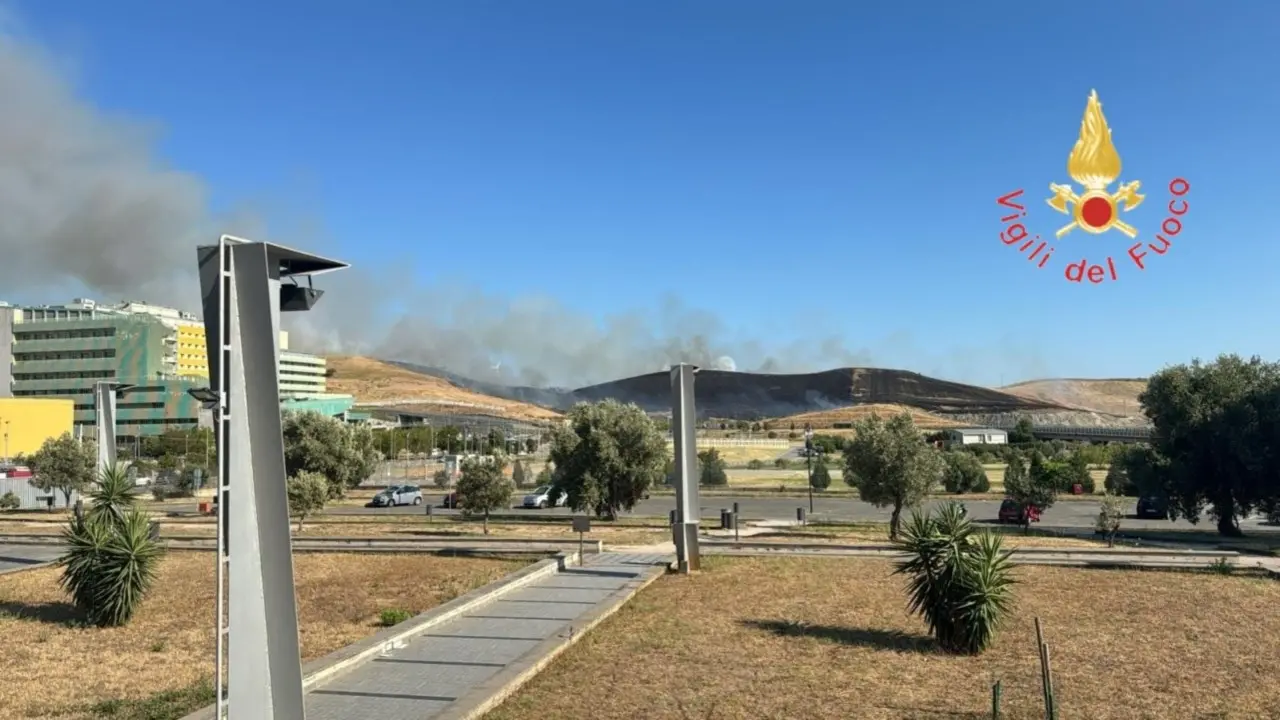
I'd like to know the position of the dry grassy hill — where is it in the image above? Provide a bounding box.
[326,356,562,422]
[1000,378,1147,418]
[774,404,967,430]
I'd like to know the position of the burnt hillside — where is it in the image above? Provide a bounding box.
[570,368,1065,419]
[385,360,1065,420]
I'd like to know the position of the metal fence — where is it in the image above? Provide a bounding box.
[0,477,78,509]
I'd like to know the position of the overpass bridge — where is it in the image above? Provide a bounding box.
[991,424,1153,443]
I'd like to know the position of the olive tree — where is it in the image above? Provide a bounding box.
[282,411,381,498]
[1141,355,1280,536]
[842,413,944,539]
[1096,493,1125,547]
[548,400,668,520]
[29,433,96,506]
[456,455,514,534]
[286,471,329,531]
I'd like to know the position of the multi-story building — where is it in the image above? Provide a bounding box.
[1,299,352,433]
[8,310,204,439]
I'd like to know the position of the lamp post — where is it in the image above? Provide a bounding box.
[2,419,9,463]
[804,424,815,515]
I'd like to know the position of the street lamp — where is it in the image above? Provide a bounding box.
[804,424,815,515]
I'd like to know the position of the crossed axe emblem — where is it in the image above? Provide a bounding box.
[1046,180,1144,239]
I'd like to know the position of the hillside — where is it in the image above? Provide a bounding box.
[774,404,967,430]
[325,356,562,423]
[567,367,1065,419]
[1000,378,1147,418]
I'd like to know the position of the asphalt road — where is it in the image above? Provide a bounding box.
[163,495,1275,533]
[0,544,62,574]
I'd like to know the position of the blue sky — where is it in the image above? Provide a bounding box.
[8,1,1278,386]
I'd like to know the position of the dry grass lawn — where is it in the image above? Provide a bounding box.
[0,551,526,719]
[752,527,1106,549]
[487,556,1280,720]
[697,444,795,464]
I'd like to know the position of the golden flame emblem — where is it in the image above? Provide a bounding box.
[1046,90,1143,238]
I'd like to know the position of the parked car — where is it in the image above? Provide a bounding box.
[370,485,423,508]
[442,491,461,509]
[997,498,1040,524]
[522,485,568,509]
[1135,495,1168,519]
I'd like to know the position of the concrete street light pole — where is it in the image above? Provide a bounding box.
[93,381,134,475]
[804,424,815,515]
[670,364,701,573]
[198,235,349,720]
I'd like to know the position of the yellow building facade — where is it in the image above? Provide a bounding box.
[176,321,209,378]
[0,397,75,458]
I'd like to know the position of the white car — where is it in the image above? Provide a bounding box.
[522,485,567,509]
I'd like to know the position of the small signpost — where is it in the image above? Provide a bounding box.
[572,515,591,561]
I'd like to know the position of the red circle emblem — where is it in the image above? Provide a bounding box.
[1080,196,1113,229]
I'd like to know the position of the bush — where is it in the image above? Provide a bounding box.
[894,503,1016,654]
[766,431,778,439]
[58,463,165,627]
[432,468,451,488]
[774,458,790,469]
[0,491,18,510]
[746,459,765,470]
[1104,461,1131,495]
[378,608,412,627]
[698,449,728,486]
[942,452,989,494]
[810,457,832,491]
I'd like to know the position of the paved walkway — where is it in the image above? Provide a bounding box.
[304,552,669,720]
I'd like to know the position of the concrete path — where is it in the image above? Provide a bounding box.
[304,552,668,720]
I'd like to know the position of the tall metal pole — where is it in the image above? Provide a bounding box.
[671,364,701,573]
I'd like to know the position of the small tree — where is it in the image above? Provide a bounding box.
[1009,417,1035,445]
[286,471,329,531]
[456,455,515,534]
[58,463,164,627]
[549,400,668,519]
[746,459,765,470]
[1096,493,1125,547]
[1006,451,1058,530]
[843,413,944,539]
[512,460,528,488]
[29,433,95,506]
[432,468,451,488]
[1104,459,1131,496]
[524,438,537,454]
[1067,452,1094,493]
[810,456,832,491]
[942,452,989,494]
[282,411,381,499]
[895,503,1017,655]
[698,448,728,486]
[0,492,20,510]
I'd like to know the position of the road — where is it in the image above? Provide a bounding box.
[164,495,1276,534]
[0,544,61,574]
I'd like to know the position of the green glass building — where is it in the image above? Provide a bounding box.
[9,313,204,438]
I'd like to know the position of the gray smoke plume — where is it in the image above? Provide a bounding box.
[0,22,1052,390]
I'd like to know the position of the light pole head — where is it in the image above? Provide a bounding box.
[187,387,220,410]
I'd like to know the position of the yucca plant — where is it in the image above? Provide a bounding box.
[894,502,1016,654]
[57,462,164,627]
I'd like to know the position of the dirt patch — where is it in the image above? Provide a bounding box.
[486,555,1280,720]
[749,527,1106,549]
[0,551,526,719]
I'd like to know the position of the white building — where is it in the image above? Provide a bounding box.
[945,428,1008,446]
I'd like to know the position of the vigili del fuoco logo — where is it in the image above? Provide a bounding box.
[996,90,1189,284]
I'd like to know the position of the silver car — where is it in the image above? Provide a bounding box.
[372,485,423,507]
[522,485,567,509]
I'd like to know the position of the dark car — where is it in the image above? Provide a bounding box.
[1135,495,1168,519]
[998,499,1040,524]
[442,491,461,509]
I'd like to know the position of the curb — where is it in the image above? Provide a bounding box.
[0,560,54,577]
[433,559,667,720]
[178,551,581,720]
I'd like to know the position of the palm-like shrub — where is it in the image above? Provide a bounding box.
[58,463,164,627]
[893,502,1016,654]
